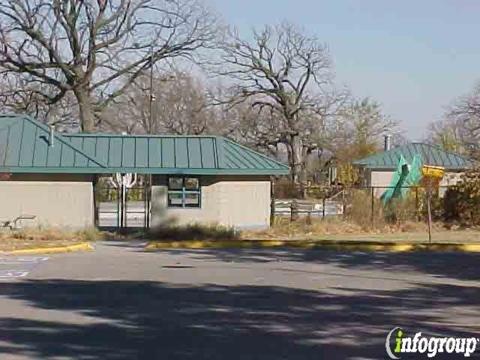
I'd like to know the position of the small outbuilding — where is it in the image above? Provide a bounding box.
[0,114,289,229]
[353,142,473,193]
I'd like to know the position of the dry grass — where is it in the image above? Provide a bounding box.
[0,227,103,251]
[243,217,364,240]
[242,217,480,243]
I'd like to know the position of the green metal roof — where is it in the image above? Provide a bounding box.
[0,114,289,175]
[352,142,472,170]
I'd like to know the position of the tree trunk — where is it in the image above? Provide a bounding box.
[289,134,306,186]
[74,88,96,133]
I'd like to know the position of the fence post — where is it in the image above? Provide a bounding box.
[270,178,276,226]
[415,186,420,221]
[93,176,99,227]
[117,186,121,228]
[146,174,152,229]
[290,199,299,222]
[371,187,375,228]
[306,209,312,225]
[322,197,326,219]
[426,182,433,243]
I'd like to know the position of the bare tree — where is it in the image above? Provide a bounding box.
[297,97,398,185]
[0,73,79,129]
[448,83,480,134]
[428,118,465,153]
[224,100,283,155]
[215,22,346,184]
[333,98,399,158]
[0,0,215,132]
[445,83,480,155]
[429,82,480,158]
[102,70,226,135]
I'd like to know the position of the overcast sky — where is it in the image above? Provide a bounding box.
[208,0,480,140]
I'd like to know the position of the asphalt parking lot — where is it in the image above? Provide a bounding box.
[0,242,479,359]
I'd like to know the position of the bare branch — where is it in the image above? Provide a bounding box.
[212,22,339,184]
[0,0,216,131]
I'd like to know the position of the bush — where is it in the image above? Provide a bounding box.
[384,192,419,224]
[443,169,480,226]
[273,180,302,199]
[147,223,238,241]
[243,217,365,239]
[344,189,384,229]
[344,188,421,229]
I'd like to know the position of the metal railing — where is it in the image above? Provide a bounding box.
[273,185,454,225]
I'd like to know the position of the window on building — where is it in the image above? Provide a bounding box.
[167,177,201,208]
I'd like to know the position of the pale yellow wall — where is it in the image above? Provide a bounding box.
[0,181,94,228]
[368,170,464,197]
[368,171,395,197]
[151,175,271,229]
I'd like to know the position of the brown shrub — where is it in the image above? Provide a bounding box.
[344,189,385,229]
[442,169,480,226]
[0,226,103,242]
[147,223,237,241]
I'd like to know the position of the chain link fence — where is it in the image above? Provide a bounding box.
[273,184,453,227]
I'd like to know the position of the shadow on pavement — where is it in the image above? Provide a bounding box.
[158,248,480,282]
[0,279,478,359]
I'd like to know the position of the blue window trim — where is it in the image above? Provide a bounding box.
[167,176,201,208]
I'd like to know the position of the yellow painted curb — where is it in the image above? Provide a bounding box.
[459,244,480,252]
[0,242,94,255]
[145,240,480,253]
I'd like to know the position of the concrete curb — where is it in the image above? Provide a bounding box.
[145,240,480,252]
[0,242,94,255]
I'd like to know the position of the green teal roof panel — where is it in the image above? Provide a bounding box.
[353,142,472,170]
[0,114,289,175]
[0,115,104,171]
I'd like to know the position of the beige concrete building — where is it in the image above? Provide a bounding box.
[151,175,271,229]
[0,178,94,228]
[0,115,288,229]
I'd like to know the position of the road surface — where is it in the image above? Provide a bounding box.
[0,242,478,359]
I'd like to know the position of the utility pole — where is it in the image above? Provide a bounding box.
[149,44,155,133]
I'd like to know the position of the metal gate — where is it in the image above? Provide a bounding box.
[94,174,151,229]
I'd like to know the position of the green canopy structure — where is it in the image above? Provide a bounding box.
[381,154,423,204]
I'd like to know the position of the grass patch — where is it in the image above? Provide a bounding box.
[242,217,480,244]
[0,227,103,251]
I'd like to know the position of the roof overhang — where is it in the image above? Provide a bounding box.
[355,164,468,172]
[0,166,288,176]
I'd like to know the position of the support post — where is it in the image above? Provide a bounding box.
[149,174,152,228]
[270,177,276,227]
[290,199,299,222]
[322,197,326,219]
[426,186,433,244]
[145,174,152,229]
[371,187,375,228]
[116,186,121,228]
[415,186,420,221]
[124,184,128,228]
[120,183,125,229]
[93,176,99,227]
